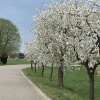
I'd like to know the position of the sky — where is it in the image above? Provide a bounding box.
[0,0,99,53]
[0,0,52,53]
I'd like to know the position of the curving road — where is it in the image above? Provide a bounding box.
[0,64,50,100]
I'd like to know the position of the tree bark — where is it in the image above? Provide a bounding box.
[34,63,37,72]
[50,63,54,81]
[58,59,64,88]
[87,68,95,100]
[83,60,97,100]
[41,63,45,77]
[1,57,8,64]
[31,60,33,70]
[1,54,8,64]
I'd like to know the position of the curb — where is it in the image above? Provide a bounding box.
[20,71,51,100]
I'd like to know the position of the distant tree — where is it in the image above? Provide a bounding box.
[0,18,21,64]
[9,53,18,59]
[26,40,39,71]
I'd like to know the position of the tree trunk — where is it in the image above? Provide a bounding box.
[41,63,45,77]
[58,59,64,88]
[37,63,39,69]
[1,57,8,64]
[88,69,95,100]
[50,63,54,81]
[84,60,97,100]
[99,48,100,55]
[31,60,33,70]
[1,54,8,65]
[34,63,37,72]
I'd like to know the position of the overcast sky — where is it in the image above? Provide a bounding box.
[0,0,51,53]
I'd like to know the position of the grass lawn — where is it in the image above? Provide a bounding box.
[7,58,30,65]
[0,58,30,65]
[23,67,100,100]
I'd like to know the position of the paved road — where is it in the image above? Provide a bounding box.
[0,64,50,100]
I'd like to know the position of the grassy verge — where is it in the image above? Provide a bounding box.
[0,58,30,65]
[23,67,100,100]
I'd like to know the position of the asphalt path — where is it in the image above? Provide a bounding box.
[0,64,50,100]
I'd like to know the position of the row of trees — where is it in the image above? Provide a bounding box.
[26,0,100,100]
[0,18,21,64]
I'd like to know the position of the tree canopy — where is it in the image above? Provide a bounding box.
[0,18,21,56]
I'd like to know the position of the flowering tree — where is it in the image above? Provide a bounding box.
[26,42,34,69]
[26,38,49,75]
[37,35,52,77]
[58,1,100,100]
[36,5,69,87]
[26,40,39,71]
[35,0,100,100]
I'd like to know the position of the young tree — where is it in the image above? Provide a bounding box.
[26,40,39,71]
[36,3,70,87]
[26,42,34,69]
[37,46,49,77]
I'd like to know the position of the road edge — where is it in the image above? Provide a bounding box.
[20,70,51,100]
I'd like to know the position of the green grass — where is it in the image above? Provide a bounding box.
[7,58,30,65]
[0,58,30,65]
[23,67,100,100]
